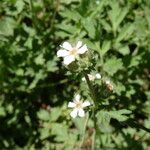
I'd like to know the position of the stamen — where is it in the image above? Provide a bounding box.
[69,48,78,56]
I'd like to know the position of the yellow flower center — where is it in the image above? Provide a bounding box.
[75,101,82,109]
[69,48,78,56]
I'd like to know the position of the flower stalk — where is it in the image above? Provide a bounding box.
[79,113,89,149]
[83,71,97,106]
[83,71,98,150]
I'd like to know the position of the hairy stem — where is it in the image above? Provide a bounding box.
[83,71,97,149]
[92,109,96,150]
[83,71,97,106]
[79,113,89,149]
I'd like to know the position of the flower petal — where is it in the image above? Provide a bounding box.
[95,73,101,79]
[77,44,88,54]
[78,109,85,117]
[63,55,75,65]
[88,74,95,81]
[68,102,76,108]
[74,94,81,102]
[105,80,110,84]
[70,109,78,118]
[81,77,86,81]
[76,41,82,49]
[62,42,72,50]
[82,101,91,107]
[57,50,69,57]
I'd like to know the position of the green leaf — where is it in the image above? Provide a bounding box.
[34,54,45,65]
[84,40,100,51]
[24,37,33,49]
[37,109,50,121]
[101,40,111,56]
[116,45,130,56]
[101,20,112,32]
[63,133,77,150]
[115,81,126,95]
[40,128,50,140]
[59,9,82,21]
[51,123,68,142]
[55,31,71,38]
[82,18,96,39]
[15,0,25,13]
[144,6,150,29]
[49,107,62,122]
[128,56,141,68]
[73,117,85,135]
[0,107,6,117]
[97,109,131,125]
[103,58,123,75]
[90,0,106,17]
[108,1,128,32]
[29,70,46,89]
[115,7,128,31]
[109,109,131,122]
[116,24,134,42]
[46,56,58,72]
[117,109,132,114]
[0,17,16,36]
[96,111,111,125]
[57,23,79,34]
[15,68,24,76]
[97,111,113,133]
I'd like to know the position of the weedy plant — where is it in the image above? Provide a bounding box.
[57,40,132,149]
[0,0,150,149]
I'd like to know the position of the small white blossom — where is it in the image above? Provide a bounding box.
[57,41,88,65]
[95,73,101,79]
[68,94,90,118]
[82,73,101,81]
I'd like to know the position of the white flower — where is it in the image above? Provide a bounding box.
[95,73,101,79]
[57,41,88,65]
[68,94,91,118]
[82,73,101,81]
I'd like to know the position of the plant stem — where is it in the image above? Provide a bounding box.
[92,128,96,150]
[79,113,89,149]
[92,108,97,150]
[83,71,97,150]
[83,71,97,106]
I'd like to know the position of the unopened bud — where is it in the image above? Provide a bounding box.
[105,80,113,92]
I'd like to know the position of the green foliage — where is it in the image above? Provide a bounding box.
[103,57,123,76]
[97,109,132,125]
[0,0,150,149]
